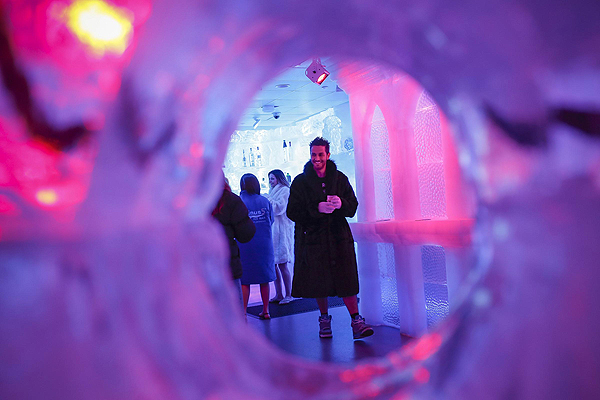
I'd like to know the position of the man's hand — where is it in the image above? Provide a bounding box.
[318,201,336,214]
[327,195,342,210]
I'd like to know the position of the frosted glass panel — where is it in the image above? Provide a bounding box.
[422,244,447,284]
[422,245,449,328]
[414,91,447,219]
[414,92,444,165]
[374,170,394,221]
[417,163,447,219]
[370,106,394,220]
[378,243,399,327]
[424,283,450,328]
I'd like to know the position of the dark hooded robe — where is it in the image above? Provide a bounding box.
[286,159,359,298]
[211,189,256,280]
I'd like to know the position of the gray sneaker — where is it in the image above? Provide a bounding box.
[319,315,333,338]
[351,315,374,339]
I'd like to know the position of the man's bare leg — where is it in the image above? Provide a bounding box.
[316,297,328,314]
[342,295,359,315]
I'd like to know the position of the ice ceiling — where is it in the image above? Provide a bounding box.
[1,0,599,399]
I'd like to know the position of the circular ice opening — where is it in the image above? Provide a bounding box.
[222,57,483,364]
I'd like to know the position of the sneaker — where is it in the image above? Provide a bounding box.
[351,315,374,339]
[319,315,333,338]
[279,296,294,305]
[269,296,283,303]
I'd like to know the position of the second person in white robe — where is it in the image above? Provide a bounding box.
[267,169,295,304]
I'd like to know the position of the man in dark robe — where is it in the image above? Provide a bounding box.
[287,137,374,339]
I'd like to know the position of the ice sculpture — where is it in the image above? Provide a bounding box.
[1,0,599,399]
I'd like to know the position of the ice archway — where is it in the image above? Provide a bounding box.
[1,0,600,399]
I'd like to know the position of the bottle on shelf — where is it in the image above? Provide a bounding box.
[288,141,293,161]
[256,146,262,167]
[249,147,255,167]
[261,177,267,191]
[242,149,247,167]
[286,172,291,182]
[283,140,289,163]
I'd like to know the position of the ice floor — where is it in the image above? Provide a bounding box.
[246,302,411,364]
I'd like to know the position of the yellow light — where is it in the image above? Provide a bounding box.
[65,0,133,56]
[36,189,58,205]
[317,73,328,84]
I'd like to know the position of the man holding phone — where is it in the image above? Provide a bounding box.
[286,137,374,339]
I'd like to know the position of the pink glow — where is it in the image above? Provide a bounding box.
[414,367,430,384]
[411,333,442,361]
[0,195,20,216]
[208,36,225,53]
[35,188,58,205]
[190,142,204,158]
[350,219,474,248]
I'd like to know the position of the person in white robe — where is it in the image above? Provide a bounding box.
[266,169,295,304]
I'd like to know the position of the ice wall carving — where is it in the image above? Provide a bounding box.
[370,106,394,221]
[377,242,399,327]
[1,0,599,399]
[415,91,447,219]
[421,245,449,328]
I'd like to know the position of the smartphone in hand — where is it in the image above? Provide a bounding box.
[326,195,341,210]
